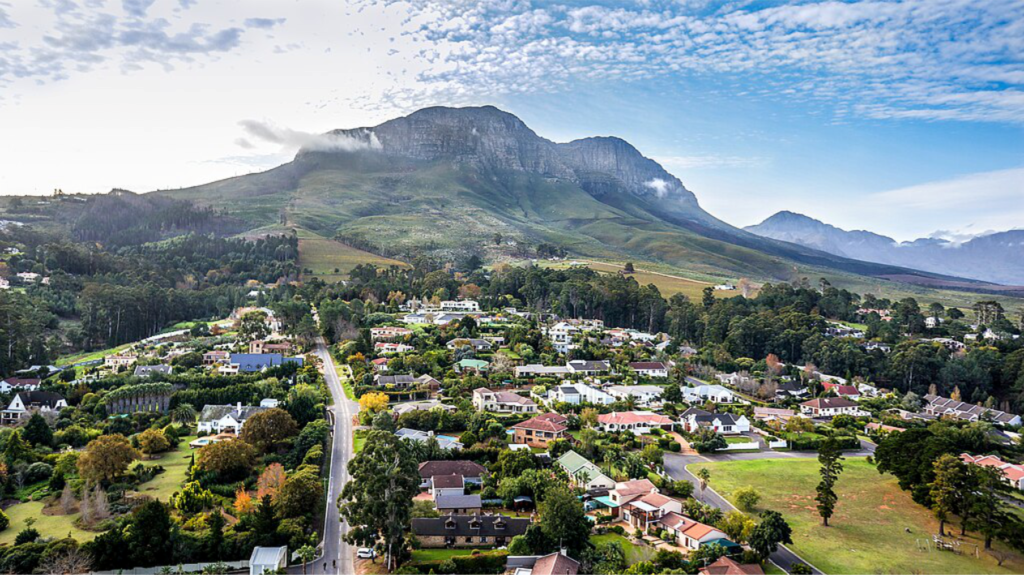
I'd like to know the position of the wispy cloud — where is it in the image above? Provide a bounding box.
[655,155,767,170]
[238,120,383,153]
[871,167,1024,210]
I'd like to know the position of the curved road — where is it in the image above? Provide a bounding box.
[301,337,360,574]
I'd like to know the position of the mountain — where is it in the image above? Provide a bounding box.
[158,105,959,283]
[746,211,1024,285]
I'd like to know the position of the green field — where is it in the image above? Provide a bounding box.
[56,343,133,366]
[297,228,408,282]
[538,259,734,300]
[0,500,99,546]
[694,458,1024,574]
[134,436,197,501]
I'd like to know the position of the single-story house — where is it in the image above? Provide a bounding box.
[508,550,580,575]
[629,362,669,378]
[822,382,861,399]
[411,514,530,548]
[197,402,270,434]
[222,353,303,374]
[800,397,869,418]
[395,428,464,450]
[418,460,488,488]
[680,408,750,435]
[684,384,735,404]
[547,383,614,405]
[606,385,664,407]
[658,512,729,551]
[961,453,1024,490]
[597,411,675,435]
[557,450,615,490]
[753,407,796,427]
[446,338,493,352]
[0,378,41,394]
[393,400,456,417]
[473,388,538,414]
[699,557,764,575]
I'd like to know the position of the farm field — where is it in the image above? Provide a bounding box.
[537,259,741,300]
[296,228,408,282]
[694,458,1024,574]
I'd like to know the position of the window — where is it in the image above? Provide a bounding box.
[465,537,473,543]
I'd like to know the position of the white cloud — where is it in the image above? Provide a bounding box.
[870,167,1024,210]
[238,120,383,153]
[643,177,670,197]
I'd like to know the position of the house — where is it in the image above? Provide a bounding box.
[629,361,669,378]
[197,402,270,433]
[457,359,489,373]
[203,350,230,366]
[658,512,729,551]
[1,391,67,424]
[371,357,390,372]
[799,397,869,418]
[512,413,569,448]
[753,407,796,427]
[680,408,750,435]
[419,460,488,487]
[104,353,137,368]
[249,546,287,575]
[606,385,664,406]
[508,550,580,575]
[435,494,483,515]
[393,400,456,417]
[865,422,905,434]
[622,492,683,531]
[429,474,465,498]
[922,394,1021,426]
[370,326,413,341]
[440,300,480,312]
[774,381,809,400]
[609,479,659,508]
[472,388,538,414]
[395,428,464,450]
[556,450,615,490]
[961,453,1024,490]
[411,514,529,548]
[699,557,765,575]
[516,364,572,378]
[260,398,280,408]
[223,353,303,374]
[0,378,41,394]
[375,342,415,354]
[248,340,293,355]
[375,373,417,388]
[566,360,611,375]
[547,383,614,405]
[596,411,675,435]
[822,382,861,400]
[134,364,172,377]
[684,384,735,404]
[446,338,492,352]
[545,322,582,354]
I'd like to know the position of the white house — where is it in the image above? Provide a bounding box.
[197,402,270,434]
[628,361,669,378]
[659,513,729,551]
[0,378,41,394]
[606,385,663,406]
[1,391,67,424]
[597,411,675,435]
[547,383,615,406]
[104,353,137,368]
[440,300,480,312]
[249,546,287,575]
[556,450,615,490]
[683,384,735,404]
[680,408,751,435]
[472,388,538,414]
[800,397,869,418]
[446,338,492,352]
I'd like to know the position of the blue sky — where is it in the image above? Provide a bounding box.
[0,0,1021,240]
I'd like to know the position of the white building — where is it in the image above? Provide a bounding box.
[606,385,664,406]
[197,402,270,434]
[1,391,67,424]
[628,362,669,378]
[472,388,538,414]
[249,546,287,575]
[800,397,869,418]
[441,300,480,312]
[547,383,615,405]
[684,384,735,404]
[597,411,675,435]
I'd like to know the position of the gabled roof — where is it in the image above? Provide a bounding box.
[613,479,656,497]
[431,474,465,489]
[434,494,482,509]
[198,403,268,423]
[801,397,858,409]
[700,557,764,575]
[11,391,65,409]
[474,388,535,405]
[598,411,673,426]
[411,514,530,537]
[419,460,488,479]
[1,378,40,387]
[531,552,580,575]
[629,361,667,370]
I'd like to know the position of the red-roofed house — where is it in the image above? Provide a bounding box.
[597,411,675,435]
[371,357,389,372]
[961,453,1024,490]
[823,382,861,400]
[622,492,683,531]
[699,557,764,575]
[658,512,729,551]
[512,414,569,448]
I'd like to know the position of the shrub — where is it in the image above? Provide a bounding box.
[734,486,761,512]
[0,509,8,531]
[791,563,813,574]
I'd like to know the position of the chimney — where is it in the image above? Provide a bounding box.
[237,401,242,412]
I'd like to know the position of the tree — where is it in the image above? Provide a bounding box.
[206,510,225,560]
[662,384,683,404]
[735,486,761,512]
[233,487,254,514]
[239,310,271,341]
[539,486,592,556]
[358,392,389,414]
[171,403,197,425]
[257,463,286,502]
[278,469,323,519]
[240,408,299,453]
[137,428,170,455]
[816,435,845,526]
[785,417,814,434]
[696,467,711,501]
[339,430,420,571]
[717,510,755,543]
[77,434,140,483]
[39,544,92,575]
[22,413,53,447]
[748,510,793,560]
[125,500,174,566]
[173,480,215,514]
[196,439,257,480]
[296,544,316,575]
[624,262,635,274]
[580,407,599,428]
[969,465,1011,549]
[930,454,967,537]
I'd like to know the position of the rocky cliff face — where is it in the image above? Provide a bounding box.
[326,105,698,206]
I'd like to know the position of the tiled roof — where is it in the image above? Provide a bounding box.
[598,411,673,426]
[419,460,487,479]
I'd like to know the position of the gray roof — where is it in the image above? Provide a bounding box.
[134,364,172,376]
[411,515,530,538]
[419,460,488,479]
[435,494,482,510]
[198,403,269,423]
[375,374,416,386]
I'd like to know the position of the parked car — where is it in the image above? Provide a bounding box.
[357,548,376,559]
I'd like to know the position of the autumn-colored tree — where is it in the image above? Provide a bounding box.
[197,440,257,480]
[239,408,299,453]
[579,407,599,428]
[233,487,254,514]
[77,435,141,483]
[765,354,783,377]
[359,392,389,413]
[257,463,286,502]
[137,428,170,456]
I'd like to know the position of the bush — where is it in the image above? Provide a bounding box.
[0,509,8,531]
[734,486,761,512]
[668,441,681,452]
[14,528,39,545]
[24,462,54,483]
[791,563,813,574]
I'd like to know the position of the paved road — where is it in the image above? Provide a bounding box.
[298,337,360,574]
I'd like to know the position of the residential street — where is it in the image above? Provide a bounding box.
[296,337,360,574]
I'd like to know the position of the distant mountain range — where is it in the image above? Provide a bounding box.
[746,211,1024,285]
[157,105,972,287]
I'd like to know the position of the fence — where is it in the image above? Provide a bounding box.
[92,560,248,575]
[720,441,759,451]
[768,439,788,449]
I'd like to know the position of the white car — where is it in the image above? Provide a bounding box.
[357,548,376,559]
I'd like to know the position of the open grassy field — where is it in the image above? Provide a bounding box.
[55,343,133,366]
[694,458,1024,574]
[536,259,740,300]
[134,435,197,501]
[0,500,98,546]
[296,228,408,282]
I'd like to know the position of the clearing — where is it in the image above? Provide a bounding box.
[296,228,408,282]
[134,435,197,500]
[538,259,740,300]
[693,458,1024,574]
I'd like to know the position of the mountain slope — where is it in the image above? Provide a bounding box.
[158,106,960,283]
[747,211,1024,284]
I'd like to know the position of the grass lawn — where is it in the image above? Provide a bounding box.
[693,458,1024,574]
[353,430,367,454]
[590,533,657,564]
[296,228,408,282]
[56,343,133,366]
[331,355,356,401]
[134,436,197,501]
[0,500,99,546]
[409,548,501,562]
[540,260,727,300]
[725,436,753,444]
